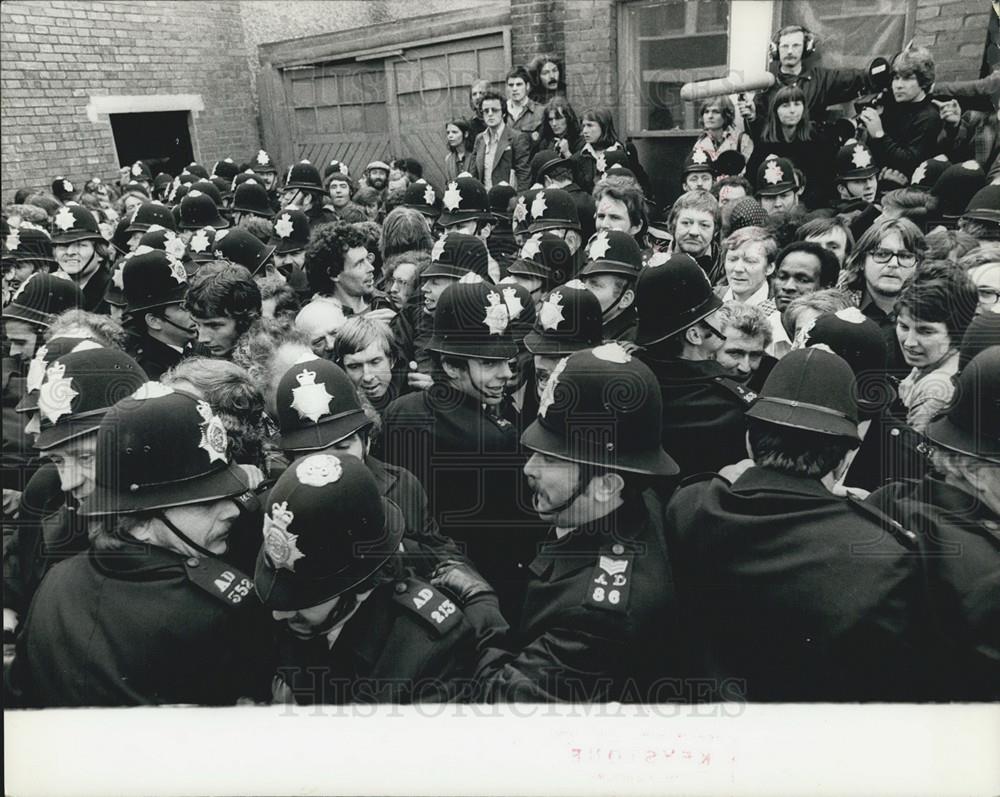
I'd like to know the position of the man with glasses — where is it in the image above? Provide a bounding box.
[472,90,531,190]
[635,253,756,476]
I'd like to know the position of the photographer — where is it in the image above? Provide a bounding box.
[858,47,942,177]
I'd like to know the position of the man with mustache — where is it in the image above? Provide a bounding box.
[121,248,198,380]
[667,190,719,276]
[468,343,683,701]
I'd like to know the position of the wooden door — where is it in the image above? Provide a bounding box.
[283,62,393,178]
[387,32,508,189]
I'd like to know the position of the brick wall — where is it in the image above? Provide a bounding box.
[913,0,992,82]
[564,0,616,109]
[0,0,257,204]
[510,0,564,69]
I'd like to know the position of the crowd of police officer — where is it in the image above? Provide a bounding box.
[2,24,999,707]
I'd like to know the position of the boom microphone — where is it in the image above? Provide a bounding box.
[680,72,776,101]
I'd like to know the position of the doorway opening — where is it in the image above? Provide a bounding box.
[109,111,195,176]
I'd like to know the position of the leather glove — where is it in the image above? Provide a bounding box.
[431,560,496,604]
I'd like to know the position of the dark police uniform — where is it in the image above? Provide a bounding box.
[665,467,930,702]
[13,541,270,706]
[126,333,189,381]
[270,570,503,704]
[473,491,680,702]
[641,355,754,476]
[869,476,1000,701]
[382,383,543,618]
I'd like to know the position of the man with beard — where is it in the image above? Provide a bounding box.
[121,248,197,380]
[667,191,719,275]
[361,160,391,208]
[468,343,682,702]
[382,276,543,620]
[772,240,840,313]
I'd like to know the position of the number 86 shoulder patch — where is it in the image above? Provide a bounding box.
[584,552,632,613]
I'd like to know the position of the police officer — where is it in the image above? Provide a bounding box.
[578,230,643,344]
[835,139,879,211]
[125,201,177,251]
[407,232,490,376]
[255,451,504,703]
[505,232,574,312]
[211,227,277,278]
[437,175,491,243]
[11,347,147,615]
[681,148,716,193]
[177,190,230,246]
[11,385,272,706]
[250,148,281,203]
[530,149,596,245]
[635,252,755,476]
[382,276,544,619]
[868,346,1000,700]
[401,178,442,227]
[281,160,337,229]
[230,179,275,226]
[49,205,113,314]
[469,342,682,701]
[274,354,464,574]
[754,154,802,218]
[527,187,584,275]
[121,248,197,379]
[665,347,929,702]
[3,272,86,367]
[1,223,58,305]
[523,278,602,420]
[270,208,312,300]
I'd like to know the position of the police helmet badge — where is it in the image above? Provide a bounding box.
[531,191,547,219]
[588,231,611,260]
[431,236,447,262]
[423,184,436,206]
[112,264,126,291]
[38,361,78,424]
[189,229,211,253]
[25,346,48,394]
[539,291,565,331]
[691,148,709,165]
[263,500,304,571]
[296,453,343,487]
[256,150,270,166]
[290,367,334,423]
[166,256,187,284]
[592,342,632,363]
[483,291,510,335]
[911,162,928,185]
[852,145,873,169]
[274,213,295,239]
[520,234,542,260]
[6,227,20,251]
[442,182,462,211]
[195,400,228,464]
[54,206,75,232]
[512,196,528,224]
[501,286,524,319]
[763,159,784,186]
[537,356,568,418]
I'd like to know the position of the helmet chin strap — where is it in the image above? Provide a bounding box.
[536,473,589,522]
[601,284,628,320]
[156,509,217,559]
[158,312,196,337]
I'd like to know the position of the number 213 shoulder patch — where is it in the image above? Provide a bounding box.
[585,552,632,613]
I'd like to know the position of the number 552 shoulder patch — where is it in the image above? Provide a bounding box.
[584,552,633,613]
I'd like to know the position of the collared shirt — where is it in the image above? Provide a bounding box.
[483,122,505,189]
[721,281,791,358]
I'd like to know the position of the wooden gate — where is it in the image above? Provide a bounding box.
[387,33,508,189]
[283,62,394,179]
[257,8,511,190]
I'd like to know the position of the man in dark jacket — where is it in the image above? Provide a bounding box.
[467,343,683,702]
[665,348,930,702]
[867,347,1000,700]
[11,387,272,706]
[472,91,532,190]
[747,24,871,129]
[254,451,506,704]
[382,277,544,620]
[635,253,755,476]
[121,248,196,380]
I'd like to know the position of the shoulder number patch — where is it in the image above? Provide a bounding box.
[184,559,255,607]
[585,553,633,613]
[393,579,463,636]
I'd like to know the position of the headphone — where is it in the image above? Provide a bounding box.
[769,25,817,62]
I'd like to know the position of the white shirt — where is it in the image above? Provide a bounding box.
[722,281,792,359]
[483,122,505,190]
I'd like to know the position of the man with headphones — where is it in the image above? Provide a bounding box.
[745,25,875,132]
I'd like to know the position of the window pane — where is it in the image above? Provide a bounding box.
[782,0,908,70]
[626,0,730,131]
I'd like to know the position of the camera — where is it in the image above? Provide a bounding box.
[852,57,893,114]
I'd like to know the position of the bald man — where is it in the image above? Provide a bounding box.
[295,299,347,359]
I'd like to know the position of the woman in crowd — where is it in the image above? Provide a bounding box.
[692,94,753,164]
[573,107,648,194]
[537,96,583,160]
[747,85,834,209]
[444,119,475,181]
